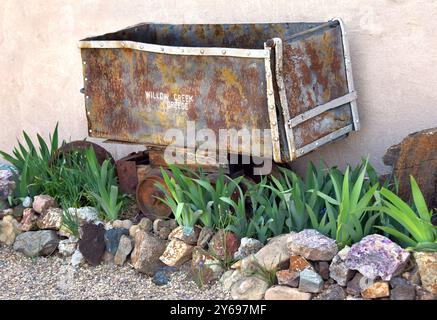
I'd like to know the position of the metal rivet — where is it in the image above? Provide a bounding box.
[271,121,276,126]
[221,49,226,55]
[83,61,87,65]
[87,111,91,115]
[100,43,104,47]
[85,78,88,81]
[140,45,144,49]
[86,96,90,99]
[301,150,304,154]
[161,47,165,52]
[200,49,205,54]
[274,137,279,141]
[89,129,93,133]
[268,90,273,95]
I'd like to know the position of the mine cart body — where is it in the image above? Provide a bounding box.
[79,18,359,164]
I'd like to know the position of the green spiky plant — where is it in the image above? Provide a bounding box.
[0,124,61,201]
[85,147,124,221]
[371,176,437,251]
[309,159,380,247]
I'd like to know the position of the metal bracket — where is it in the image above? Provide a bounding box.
[268,37,297,161]
[295,124,353,156]
[78,40,270,59]
[288,91,357,128]
[263,45,282,163]
[330,17,360,131]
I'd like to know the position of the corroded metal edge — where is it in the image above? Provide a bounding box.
[295,124,353,156]
[331,17,360,131]
[270,37,296,161]
[263,45,282,163]
[288,91,357,128]
[78,40,270,59]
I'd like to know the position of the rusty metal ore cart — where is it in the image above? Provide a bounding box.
[78,18,359,219]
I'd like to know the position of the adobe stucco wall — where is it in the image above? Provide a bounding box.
[1,0,436,173]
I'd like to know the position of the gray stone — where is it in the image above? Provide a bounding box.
[315,261,330,280]
[197,227,215,248]
[191,247,224,286]
[0,215,21,245]
[276,269,300,287]
[22,196,32,208]
[234,237,263,260]
[329,256,355,286]
[390,284,416,300]
[220,270,245,291]
[152,271,170,286]
[131,231,167,276]
[71,248,84,267]
[313,284,346,300]
[288,229,338,261]
[265,286,312,300]
[158,226,172,240]
[0,168,14,201]
[168,225,200,245]
[104,227,129,255]
[241,233,294,273]
[58,237,78,257]
[138,217,153,232]
[346,273,373,296]
[345,234,410,281]
[230,276,269,300]
[153,219,168,234]
[114,235,133,265]
[13,230,58,257]
[390,276,409,288]
[298,268,324,293]
[69,207,99,224]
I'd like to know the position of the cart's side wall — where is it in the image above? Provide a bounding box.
[1,0,437,174]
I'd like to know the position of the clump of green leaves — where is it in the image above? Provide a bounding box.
[0,124,61,201]
[309,159,380,247]
[156,164,243,232]
[373,176,437,251]
[85,147,124,221]
[0,124,126,222]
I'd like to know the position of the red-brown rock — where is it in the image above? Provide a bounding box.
[209,229,239,261]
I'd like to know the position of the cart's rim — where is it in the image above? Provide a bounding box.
[78,40,270,59]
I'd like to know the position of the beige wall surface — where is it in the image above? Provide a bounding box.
[1,0,436,174]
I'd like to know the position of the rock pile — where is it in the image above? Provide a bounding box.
[0,194,436,300]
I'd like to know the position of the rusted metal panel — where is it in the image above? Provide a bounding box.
[278,21,358,157]
[82,47,278,158]
[115,151,149,194]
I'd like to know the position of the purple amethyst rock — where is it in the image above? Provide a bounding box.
[345,234,410,281]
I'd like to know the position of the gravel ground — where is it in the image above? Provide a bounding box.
[0,245,230,300]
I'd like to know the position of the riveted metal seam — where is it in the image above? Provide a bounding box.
[78,40,270,59]
[271,37,296,161]
[331,17,360,131]
[288,91,357,128]
[295,124,353,156]
[263,45,282,163]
